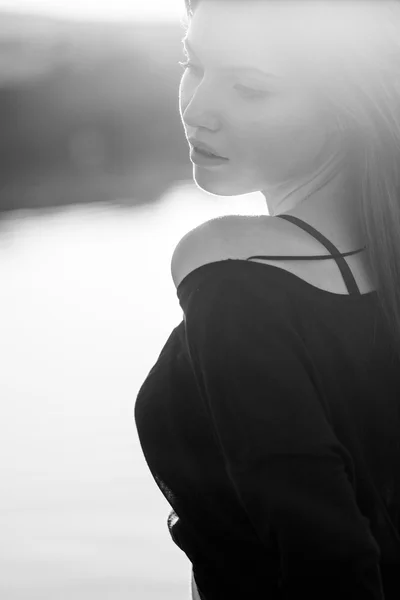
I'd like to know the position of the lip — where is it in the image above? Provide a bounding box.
[190,148,229,167]
[188,137,228,159]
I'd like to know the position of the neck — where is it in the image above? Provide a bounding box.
[276,172,365,251]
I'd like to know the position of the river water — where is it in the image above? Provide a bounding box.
[0,181,266,600]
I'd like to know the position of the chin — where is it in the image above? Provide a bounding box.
[193,172,259,197]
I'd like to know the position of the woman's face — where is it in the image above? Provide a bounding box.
[179,1,337,199]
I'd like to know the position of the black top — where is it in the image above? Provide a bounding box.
[134,215,400,600]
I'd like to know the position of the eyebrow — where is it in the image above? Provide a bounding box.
[182,39,281,79]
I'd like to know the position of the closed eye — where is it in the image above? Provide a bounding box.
[178,61,269,99]
[235,85,269,98]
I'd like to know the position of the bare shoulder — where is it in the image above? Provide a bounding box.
[170,214,276,289]
[170,213,375,295]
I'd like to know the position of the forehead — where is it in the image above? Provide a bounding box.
[186,1,309,77]
[189,1,283,35]
[186,1,369,80]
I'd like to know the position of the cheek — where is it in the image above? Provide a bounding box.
[179,78,328,171]
[246,98,329,171]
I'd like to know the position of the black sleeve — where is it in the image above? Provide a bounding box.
[183,278,385,600]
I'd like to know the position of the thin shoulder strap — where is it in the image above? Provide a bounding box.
[245,214,367,296]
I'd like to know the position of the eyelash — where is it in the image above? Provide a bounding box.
[178,60,268,99]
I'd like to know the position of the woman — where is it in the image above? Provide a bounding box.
[135,2,400,598]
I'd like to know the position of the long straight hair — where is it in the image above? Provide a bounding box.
[182,0,400,362]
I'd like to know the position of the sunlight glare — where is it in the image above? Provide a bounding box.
[0,0,186,21]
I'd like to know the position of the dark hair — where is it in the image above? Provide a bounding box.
[182,0,400,362]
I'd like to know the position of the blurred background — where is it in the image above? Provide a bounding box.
[0,2,268,599]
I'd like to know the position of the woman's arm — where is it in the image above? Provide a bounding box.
[191,568,202,600]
